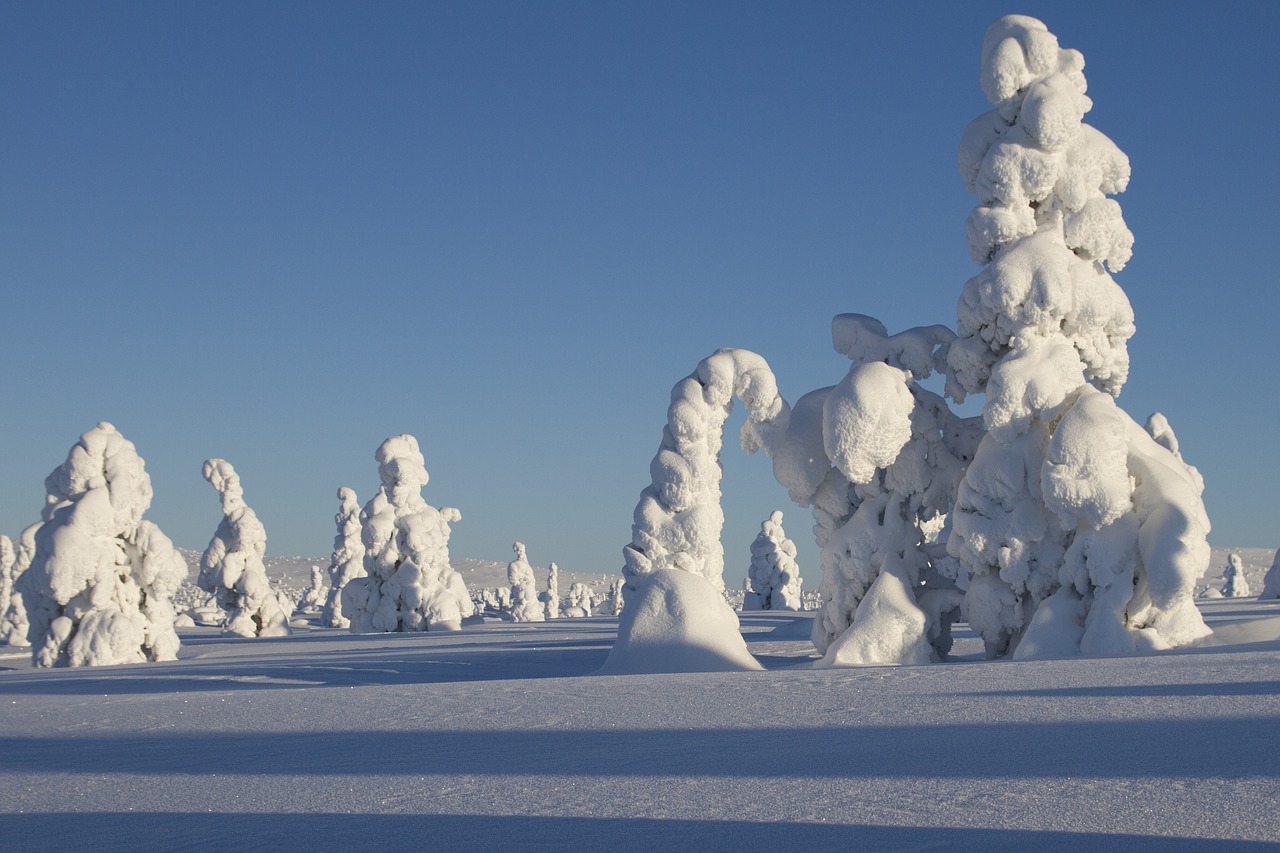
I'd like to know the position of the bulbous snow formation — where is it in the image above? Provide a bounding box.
[507,541,545,622]
[323,486,365,628]
[1221,553,1250,598]
[743,511,803,611]
[779,315,977,663]
[198,458,290,638]
[598,569,762,674]
[17,422,185,667]
[624,348,790,594]
[948,17,1211,659]
[1261,551,1280,600]
[344,434,473,633]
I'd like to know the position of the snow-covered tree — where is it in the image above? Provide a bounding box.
[296,566,328,613]
[344,434,473,633]
[507,542,545,622]
[1221,553,1250,598]
[541,562,561,619]
[947,16,1211,658]
[0,526,34,646]
[742,511,804,612]
[323,486,365,628]
[17,422,185,667]
[1260,550,1280,600]
[606,578,624,616]
[198,458,290,638]
[565,582,594,616]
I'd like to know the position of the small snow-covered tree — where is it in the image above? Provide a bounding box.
[606,578,624,616]
[296,566,328,613]
[507,542,545,622]
[541,562,561,619]
[323,486,365,628]
[18,422,186,667]
[1260,550,1280,600]
[344,434,473,633]
[1221,553,1250,598]
[0,535,16,646]
[198,459,290,638]
[743,511,804,611]
[565,582,594,616]
[947,16,1211,658]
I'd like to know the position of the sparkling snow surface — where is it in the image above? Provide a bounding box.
[0,599,1276,850]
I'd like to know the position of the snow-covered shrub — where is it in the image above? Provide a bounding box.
[541,562,561,619]
[743,511,804,611]
[344,434,473,633]
[1261,551,1280,600]
[1221,553,1250,598]
[624,348,790,595]
[17,422,186,667]
[507,542,545,622]
[565,582,594,617]
[947,16,1211,659]
[322,487,365,628]
[198,458,290,638]
[296,566,328,614]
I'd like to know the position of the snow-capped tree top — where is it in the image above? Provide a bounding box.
[979,15,1085,120]
[43,421,153,537]
[202,458,246,515]
[375,434,430,509]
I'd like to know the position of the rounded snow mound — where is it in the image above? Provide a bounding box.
[598,570,762,675]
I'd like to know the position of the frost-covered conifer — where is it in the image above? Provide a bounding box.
[18,422,185,667]
[1260,551,1280,600]
[507,542,545,622]
[323,486,365,628]
[947,16,1211,658]
[3,526,37,647]
[198,459,290,638]
[606,579,624,616]
[1221,553,1250,598]
[771,317,977,664]
[344,435,473,632]
[541,562,561,619]
[296,566,327,613]
[743,511,804,611]
[565,582,594,616]
[0,536,14,644]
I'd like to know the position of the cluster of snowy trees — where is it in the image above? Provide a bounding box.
[613,15,1223,671]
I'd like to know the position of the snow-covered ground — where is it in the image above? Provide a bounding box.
[0,587,1276,850]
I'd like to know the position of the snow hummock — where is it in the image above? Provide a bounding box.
[198,458,291,638]
[343,434,474,633]
[599,569,762,674]
[16,422,186,666]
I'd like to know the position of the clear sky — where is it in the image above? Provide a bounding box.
[3,1,1277,586]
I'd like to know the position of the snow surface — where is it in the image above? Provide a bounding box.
[0,597,1275,851]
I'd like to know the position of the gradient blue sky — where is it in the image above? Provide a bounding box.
[3,1,1277,585]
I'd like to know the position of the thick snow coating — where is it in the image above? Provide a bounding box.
[947,16,1212,659]
[198,459,291,638]
[599,569,762,674]
[506,542,545,622]
[323,487,366,628]
[16,422,185,667]
[343,435,473,633]
[1221,553,1250,598]
[743,511,804,611]
[624,348,790,594]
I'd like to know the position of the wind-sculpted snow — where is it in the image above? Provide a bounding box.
[16,422,185,667]
[623,348,790,594]
[198,458,290,638]
[743,511,803,611]
[323,487,365,628]
[344,435,473,633]
[949,17,1212,659]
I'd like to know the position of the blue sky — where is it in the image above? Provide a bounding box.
[3,1,1277,584]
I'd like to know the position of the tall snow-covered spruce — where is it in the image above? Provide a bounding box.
[742,511,803,611]
[17,422,186,667]
[198,459,291,638]
[343,434,473,633]
[323,486,366,628]
[947,15,1211,658]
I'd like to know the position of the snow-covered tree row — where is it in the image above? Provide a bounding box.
[15,422,186,666]
[742,511,803,611]
[322,486,365,628]
[343,434,473,632]
[198,458,291,638]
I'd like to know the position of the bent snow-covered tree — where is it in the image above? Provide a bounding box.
[947,15,1211,658]
[323,486,365,628]
[743,511,803,611]
[18,422,186,667]
[198,458,290,638]
[344,434,473,633]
